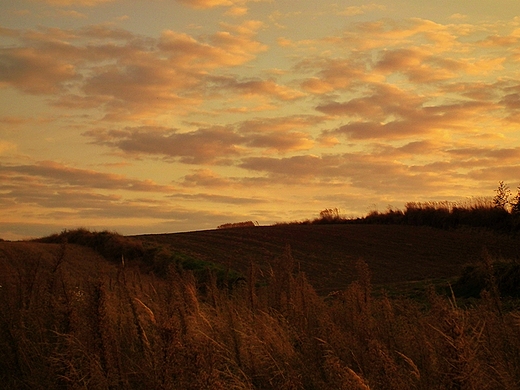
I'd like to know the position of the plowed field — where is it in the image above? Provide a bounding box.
[137,224,520,293]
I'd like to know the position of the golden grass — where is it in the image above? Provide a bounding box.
[1,242,520,389]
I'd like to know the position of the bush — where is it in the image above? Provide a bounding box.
[453,260,520,298]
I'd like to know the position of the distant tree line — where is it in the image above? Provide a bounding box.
[311,182,520,233]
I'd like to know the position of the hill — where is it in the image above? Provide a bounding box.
[137,224,520,293]
[0,241,116,278]
[2,224,520,389]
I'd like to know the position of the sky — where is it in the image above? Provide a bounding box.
[1,0,520,240]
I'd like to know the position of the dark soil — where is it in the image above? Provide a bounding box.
[136,224,520,293]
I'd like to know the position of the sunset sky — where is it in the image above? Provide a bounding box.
[1,0,520,240]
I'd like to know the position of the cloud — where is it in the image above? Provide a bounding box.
[57,9,87,18]
[85,126,245,164]
[298,57,383,94]
[245,131,314,152]
[0,27,22,38]
[237,115,327,152]
[225,6,248,16]
[0,116,29,125]
[374,48,458,83]
[449,13,468,20]
[211,77,305,100]
[176,0,234,9]
[0,22,267,120]
[237,153,445,195]
[175,0,267,10]
[316,84,425,119]
[169,192,264,205]
[338,4,385,16]
[181,169,233,187]
[0,47,79,94]
[446,146,520,162]
[36,0,117,6]
[0,141,16,154]
[315,80,506,141]
[85,115,323,162]
[0,161,176,192]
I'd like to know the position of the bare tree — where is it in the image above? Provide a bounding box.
[511,185,520,214]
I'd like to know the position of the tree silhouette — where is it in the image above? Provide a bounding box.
[511,185,520,215]
[493,181,511,210]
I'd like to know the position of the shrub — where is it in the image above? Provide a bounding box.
[453,260,520,298]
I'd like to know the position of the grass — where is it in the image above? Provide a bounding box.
[1,234,520,389]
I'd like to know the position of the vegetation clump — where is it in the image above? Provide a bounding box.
[218,221,259,229]
[453,260,520,298]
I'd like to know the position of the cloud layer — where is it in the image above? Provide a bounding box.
[1,1,520,239]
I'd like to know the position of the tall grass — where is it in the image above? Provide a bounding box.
[1,243,520,389]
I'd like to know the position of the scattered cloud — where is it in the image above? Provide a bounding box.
[36,0,117,6]
[338,4,386,17]
[85,126,244,164]
[176,0,234,9]
[181,169,233,187]
[57,9,87,18]
[0,22,271,120]
[0,47,79,94]
[84,115,325,162]
[0,141,16,154]
[449,13,468,20]
[212,77,305,100]
[3,8,520,237]
[225,6,248,16]
[0,161,176,192]
[169,192,264,205]
[175,0,268,10]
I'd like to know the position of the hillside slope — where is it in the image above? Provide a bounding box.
[137,224,520,293]
[0,241,136,294]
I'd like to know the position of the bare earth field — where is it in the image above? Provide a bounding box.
[1,224,518,294]
[137,224,520,293]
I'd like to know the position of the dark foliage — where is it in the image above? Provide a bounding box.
[453,261,520,298]
[218,221,259,229]
[311,200,520,234]
[308,182,520,234]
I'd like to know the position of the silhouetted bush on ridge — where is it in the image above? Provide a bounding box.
[312,195,520,234]
[217,220,259,229]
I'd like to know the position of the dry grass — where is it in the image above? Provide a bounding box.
[1,240,520,389]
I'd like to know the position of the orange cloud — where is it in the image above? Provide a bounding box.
[176,0,234,8]
[37,0,116,6]
[85,115,324,162]
[0,47,78,94]
[0,161,176,192]
[85,126,245,164]
[0,23,269,120]
[214,78,305,100]
[338,4,385,16]
[181,169,233,187]
[176,0,268,10]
